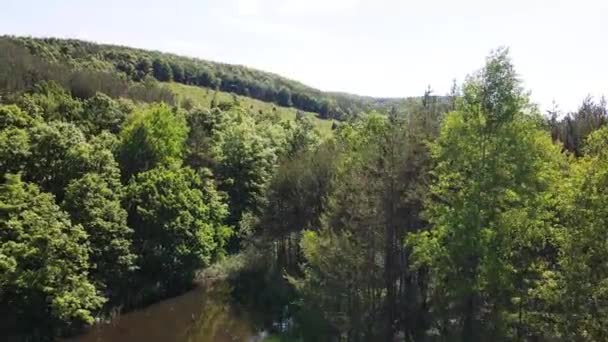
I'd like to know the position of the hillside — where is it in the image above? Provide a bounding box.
[0,35,413,120]
[166,82,334,136]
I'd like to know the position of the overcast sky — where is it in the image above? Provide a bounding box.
[2,0,606,112]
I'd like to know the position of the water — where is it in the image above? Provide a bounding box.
[70,281,268,342]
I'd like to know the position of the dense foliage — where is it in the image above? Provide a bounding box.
[1,37,607,342]
[126,166,230,296]
[0,66,313,339]
[408,50,564,339]
[235,48,608,342]
[0,175,104,339]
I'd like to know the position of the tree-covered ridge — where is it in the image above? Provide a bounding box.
[0,35,427,120]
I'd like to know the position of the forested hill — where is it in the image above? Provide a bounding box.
[2,32,608,341]
[0,36,427,119]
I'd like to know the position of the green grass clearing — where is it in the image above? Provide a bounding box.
[165,82,334,136]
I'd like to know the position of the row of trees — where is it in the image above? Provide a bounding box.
[0,78,318,340]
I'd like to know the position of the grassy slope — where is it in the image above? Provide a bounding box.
[166,82,334,136]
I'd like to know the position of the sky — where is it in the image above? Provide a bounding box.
[1,0,606,112]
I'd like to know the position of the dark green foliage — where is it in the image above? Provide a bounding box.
[0,38,173,107]
[0,127,30,176]
[68,69,129,99]
[0,82,238,339]
[0,39,70,97]
[278,87,293,107]
[126,77,177,105]
[184,107,223,170]
[0,174,104,338]
[24,81,84,122]
[547,127,608,339]
[258,140,333,240]
[126,166,231,295]
[0,105,36,175]
[196,68,221,89]
[548,96,607,155]
[170,61,185,83]
[63,172,136,298]
[135,57,153,81]
[152,58,173,82]
[284,114,321,157]
[293,112,433,341]
[81,92,128,134]
[23,121,92,200]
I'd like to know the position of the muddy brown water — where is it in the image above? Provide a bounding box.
[69,281,268,342]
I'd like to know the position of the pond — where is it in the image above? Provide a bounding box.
[69,281,269,342]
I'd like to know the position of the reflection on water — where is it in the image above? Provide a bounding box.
[70,281,267,342]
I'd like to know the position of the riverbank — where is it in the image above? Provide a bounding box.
[69,279,265,342]
[70,253,300,342]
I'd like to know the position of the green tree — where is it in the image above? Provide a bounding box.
[20,81,83,122]
[550,96,607,155]
[63,172,136,299]
[135,57,153,81]
[170,61,185,83]
[552,127,608,340]
[295,229,374,341]
[0,127,30,176]
[118,104,188,179]
[408,49,563,340]
[0,104,37,130]
[126,166,231,295]
[294,113,432,340]
[196,68,220,89]
[0,105,36,175]
[211,108,280,228]
[24,121,92,200]
[249,140,336,295]
[283,113,321,158]
[152,58,173,82]
[81,92,127,134]
[278,87,293,107]
[0,174,104,338]
[184,107,224,171]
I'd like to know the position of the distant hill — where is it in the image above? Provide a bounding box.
[0,36,453,120]
[0,36,454,121]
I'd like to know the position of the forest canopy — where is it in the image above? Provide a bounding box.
[1,38,607,342]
